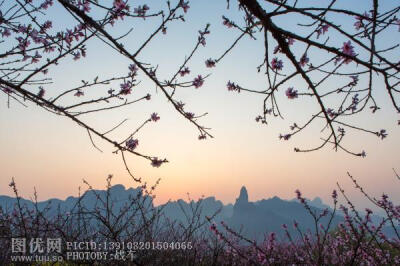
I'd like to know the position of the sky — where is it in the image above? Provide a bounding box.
[1,0,399,211]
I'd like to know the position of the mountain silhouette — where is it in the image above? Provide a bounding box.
[2,184,397,241]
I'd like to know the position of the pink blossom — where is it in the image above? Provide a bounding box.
[120,81,132,95]
[74,89,84,97]
[150,112,160,122]
[192,75,204,88]
[350,75,359,85]
[198,29,210,47]
[210,223,217,231]
[287,37,295,45]
[327,108,336,118]
[271,57,283,71]
[322,24,329,34]
[227,81,239,92]
[179,67,190,77]
[185,112,195,119]
[205,59,216,68]
[31,51,42,63]
[341,41,356,64]
[151,157,164,168]
[299,54,309,67]
[222,16,233,28]
[180,1,190,13]
[285,87,298,99]
[129,64,138,74]
[377,129,387,139]
[317,24,329,38]
[41,21,52,32]
[354,12,370,30]
[134,5,149,17]
[78,0,91,13]
[1,29,11,38]
[2,86,12,94]
[125,138,139,150]
[40,0,53,10]
[113,0,130,19]
[72,51,81,61]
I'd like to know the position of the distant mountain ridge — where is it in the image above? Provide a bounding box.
[0,184,341,239]
[3,184,395,241]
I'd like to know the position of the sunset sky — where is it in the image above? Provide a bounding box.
[1,0,399,210]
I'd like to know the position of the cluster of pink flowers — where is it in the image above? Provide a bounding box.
[64,24,86,46]
[271,57,283,71]
[185,112,195,119]
[299,54,309,67]
[112,0,130,21]
[151,157,164,167]
[349,75,359,86]
[77,0,91,13]
[226,81,239,92]
[354,12,370,30]
[326,108,336,118]
[125,138,139,150]
[40,0,53,10]
[120,81,133,95]
[341,41,356,64]
[192,75,204,88]
[285,87,298,99]
[134,4,150,18]
[207,186,400,265]
[205,59,216,68]
[179,67,190,77]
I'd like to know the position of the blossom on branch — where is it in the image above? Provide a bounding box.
[193,75,204,88]
[179,67,190,77]
[341,41,356,64]
[285,87,298,99]
[150,113,160,122]
[126,138,139,151]
[271,57,283,71]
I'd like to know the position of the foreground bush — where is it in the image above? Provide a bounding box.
[0,172,399,265]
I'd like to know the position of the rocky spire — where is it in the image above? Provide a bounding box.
[238,186,248,203]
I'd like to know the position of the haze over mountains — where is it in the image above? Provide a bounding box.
[1,184,395,240]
